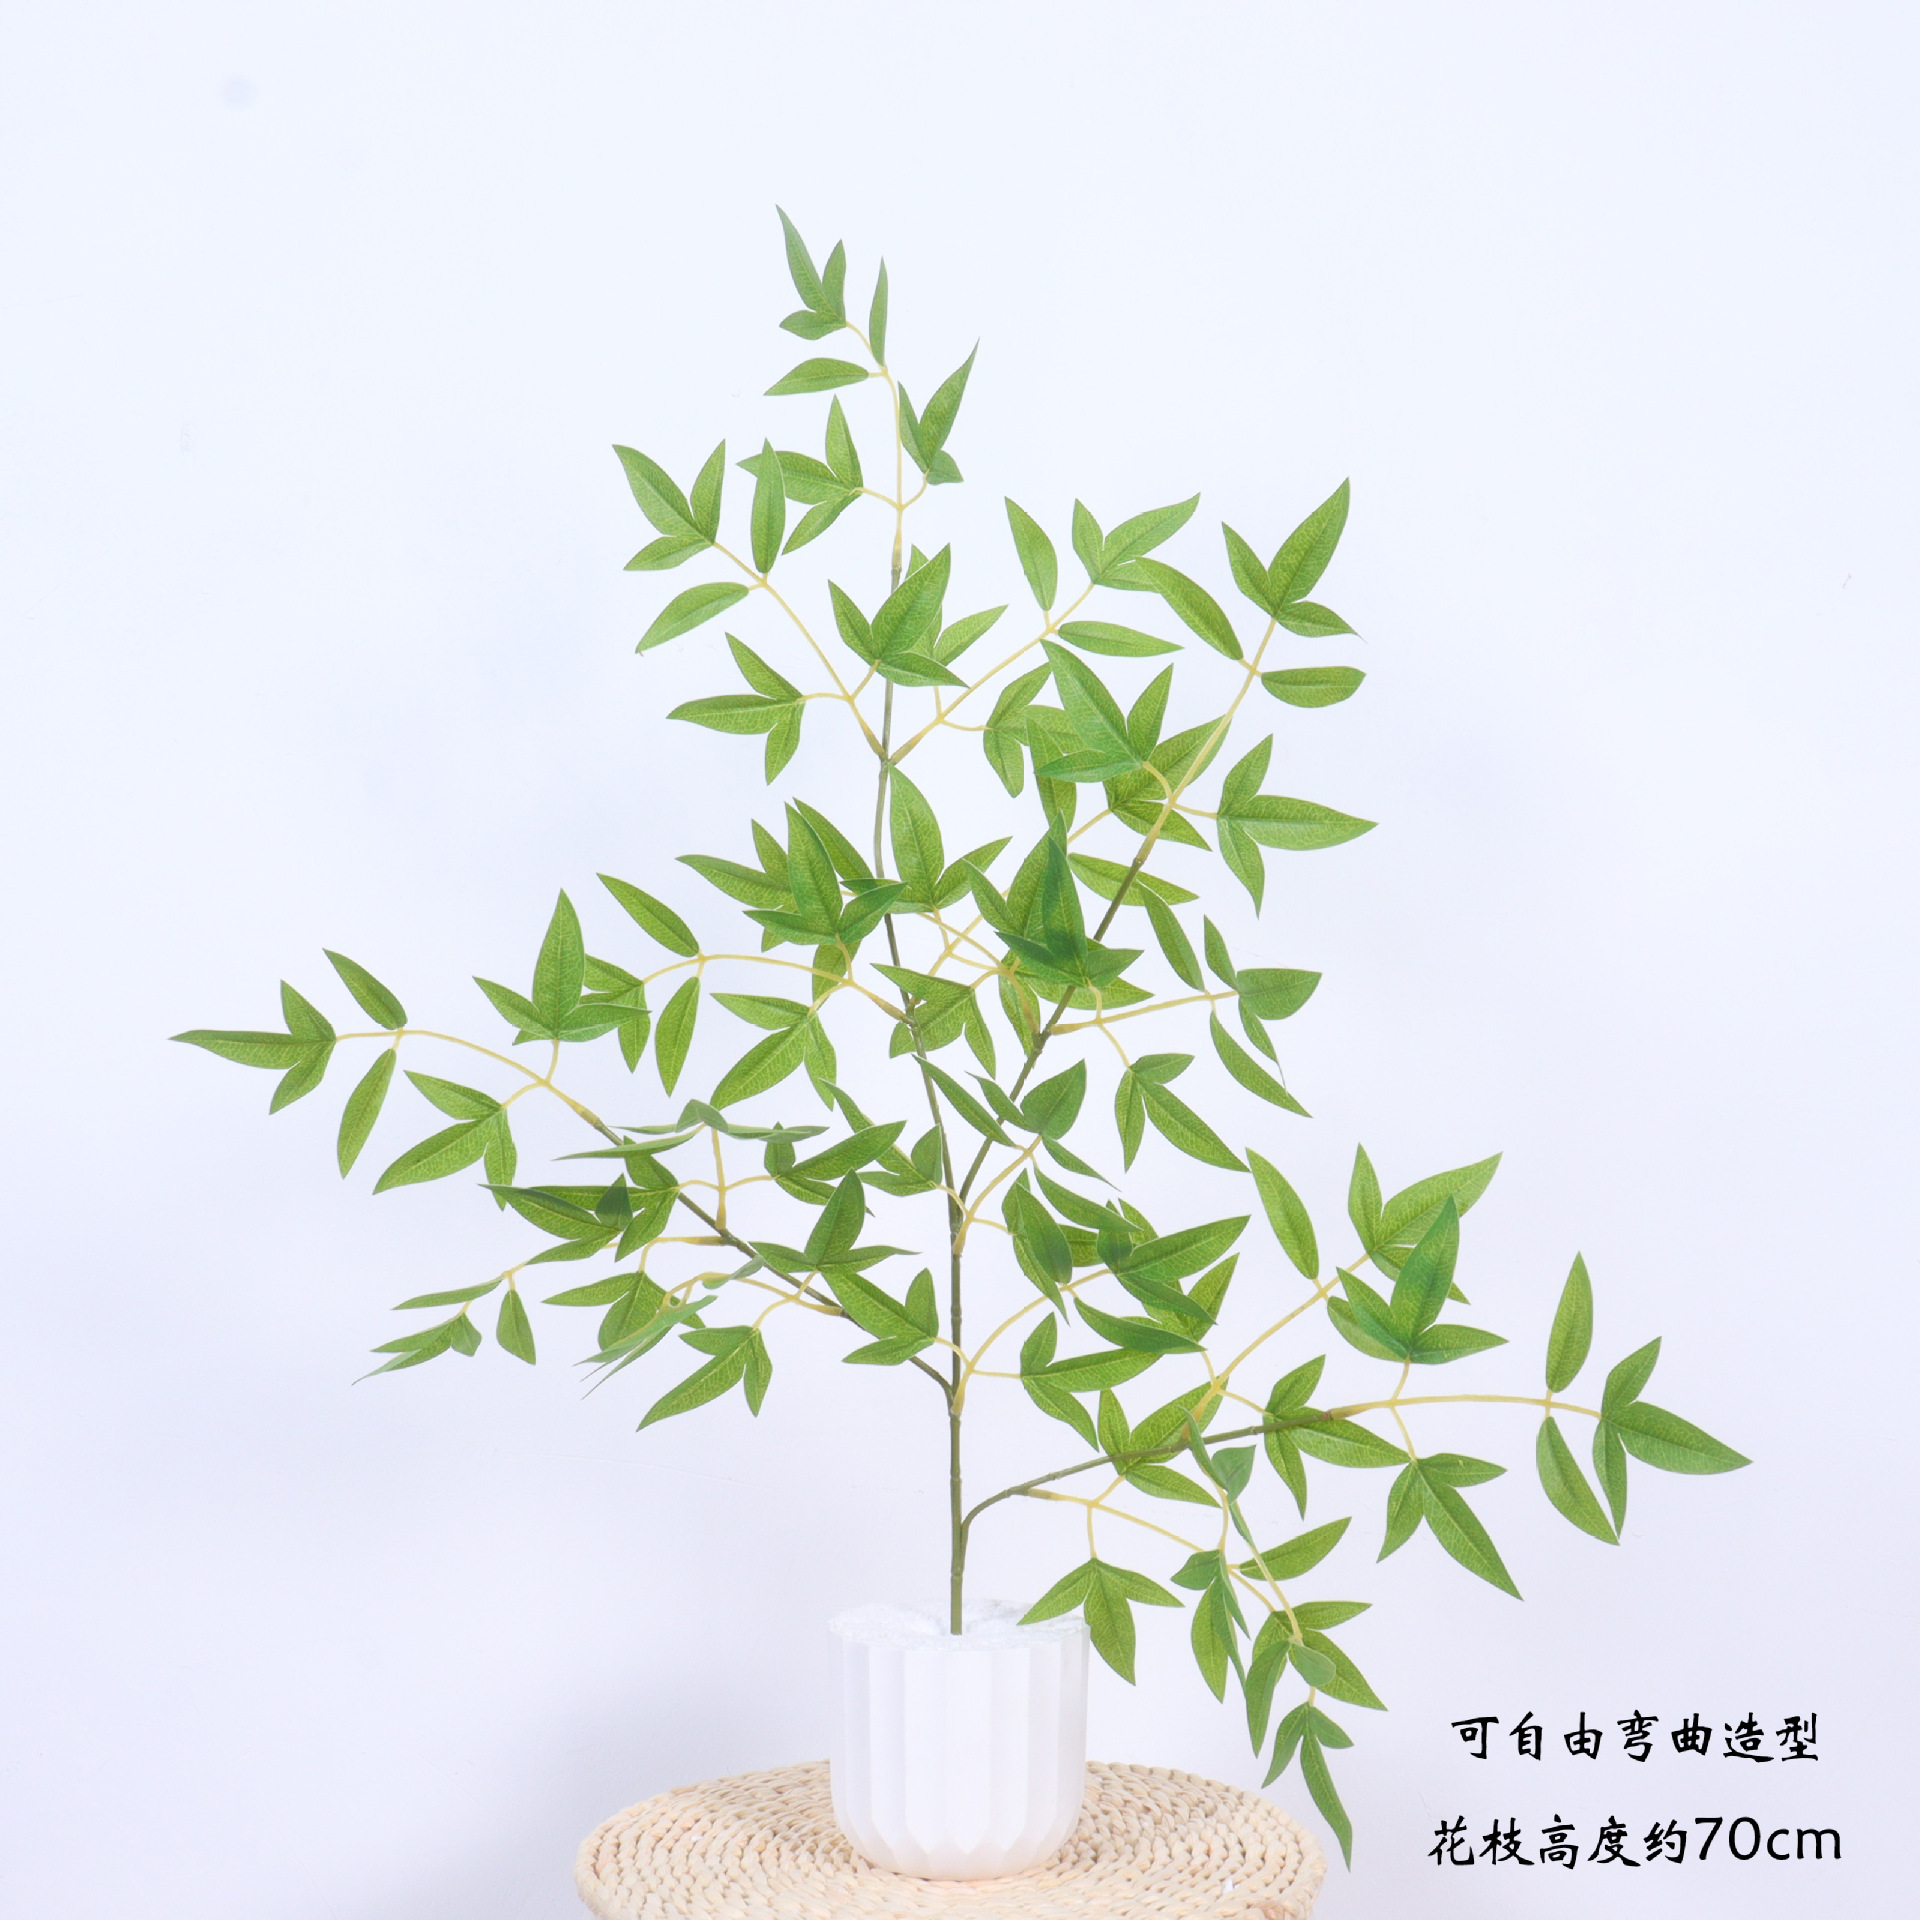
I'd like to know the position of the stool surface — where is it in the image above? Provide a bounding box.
[575,1759,1324,1918]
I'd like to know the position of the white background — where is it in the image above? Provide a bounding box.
[3,4,1914,1915]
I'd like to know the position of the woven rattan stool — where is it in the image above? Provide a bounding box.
[576,1759,1324,1918]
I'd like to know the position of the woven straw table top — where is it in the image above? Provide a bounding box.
[575,1760,1324,1919]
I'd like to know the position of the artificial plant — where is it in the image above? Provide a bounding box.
[176,211,1747,1863]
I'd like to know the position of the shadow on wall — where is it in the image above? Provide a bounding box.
[318,1675,819,1920]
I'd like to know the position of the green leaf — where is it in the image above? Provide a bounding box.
[671,695,785,737]
[1293,1419,1406,1470]
[689,440,725,539]
[1261,667,1364,708]
[404,1071,500,1120]
[887,769,945,904]
[1021,1559,1095,1622]
[1266,1701,1309,1782]
[1116,1217,1246,1288]
[655,979,699,1094]
[479,1115,515,1198]
[1289,1641,1337,1690]
[1244,1616,1291,1749]
[792,801,875,887]
[1266,480,1350,606]
[1070,500,1104,579]
[1003,498,1058,611]
[775,206,829,311]
[923,1059,1013,1144]
[804,1172,868,1267]
[1023,1370,1101,1445]
[1274,601,1355,638]
[917,346,976,455]
[1389,1200,1459,1339]
[1238,1516,1351,1581]
[1409,1323,1507,1365]
[1100,495,1198,573]
[532,892,586,1030]
[1139,1080,1245,1170]
[1416,1466,1522,1597]
[867,261,888,364]
[828,581,878,663]
[1269,1355,1325,1412]
[1347,1145,1382,1246]
[1006,1185,1071,1314]
[927,609,1004,671]
[1039,1347,1161,1394]
[490,1184,602,1238]
[599,875,699,957]
[1298,1628,1385,1711]
[171,1028,312,1069]
[759,815,832,931]
[1372,1152,1502,1269]
[362,1315,463,1374]
[816,400,861,496]
[1222,523,1277,614]
[267,1044,331,1112]
[740,447,846,499]
[282,984,334,1041]
[1299,1736,1353,1867]
[1083,1560,1181,1683]
[1234,969,1321,1023]
[324,950,407,1029]
[1247,1151,1318,1277]
[1211,1017,1310,1119]
[1546,1253,1593,1392]
[743,1328,772,1413]
[1291,1602,1369,1633]
[1042,642,1139,770]
[827,1269,931,1345]
[1131,893,1196,989]
[766,358,869,395]
[1241,794,1376,852]
[637,581,751,654]
[495,1288,536,1364]
[1593,1418,1628,1526]
[1078,1300,1203,1355]
[543,1273,640,1309]
[1536,1417,1617,1543]
[895,387,928,471]
[1610,1401,1751,1475]
[625,533,708,572]
[1021,1061,1087,1139]
[613,444,699,538]
[1189,1579,1237,1699]
[763,703,803,780]
[872,546,951,659]
[1054,621,1179,658]
[1328,1275,1410,1362]
[872,649,965,690]
[336,1048,396,1175]
[394,1278,503,1310]
[471,976,543,1035]
[1603,1337,1662,1414]
[790,1123,906,1182]
[1132,557,1240,659]
[637,1333,752,1429]
[750,438,785,574]
[373,1119,490,1192]
[711,1022,810,1108]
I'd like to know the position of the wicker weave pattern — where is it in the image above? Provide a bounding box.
[575,1760,1323,1918]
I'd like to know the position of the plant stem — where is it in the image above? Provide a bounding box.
[865,401,970,1634]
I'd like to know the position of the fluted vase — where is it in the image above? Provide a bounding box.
[827,1600,1090,1879]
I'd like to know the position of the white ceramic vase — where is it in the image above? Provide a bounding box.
[827,1599,1090,1879]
